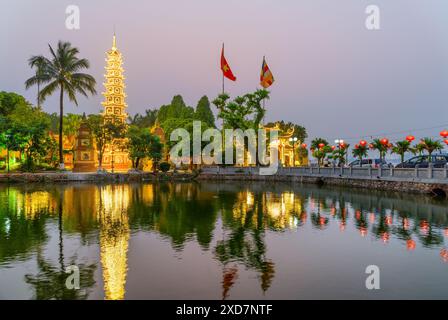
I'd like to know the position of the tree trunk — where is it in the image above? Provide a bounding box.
[59,84,64,169]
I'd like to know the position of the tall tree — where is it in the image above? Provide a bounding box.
[195,96,215,128]
[86,114,125,170]
[25,41,96,169]
[27,56,46,108]
[157,95,194,124]
[126,125,163,170]
[129,108,159,128]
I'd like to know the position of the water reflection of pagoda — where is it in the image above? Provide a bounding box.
[98,185,131,300]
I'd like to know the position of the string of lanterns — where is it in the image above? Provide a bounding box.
[306,130,448,151]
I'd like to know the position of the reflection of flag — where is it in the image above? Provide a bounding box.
[260,56,274,88]
[221,44,236,81]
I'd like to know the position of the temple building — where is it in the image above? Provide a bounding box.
[100,34,132,172]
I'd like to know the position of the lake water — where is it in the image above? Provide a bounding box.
[0,182,447,300]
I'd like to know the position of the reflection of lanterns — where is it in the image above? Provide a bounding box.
[403,218,410,231]
[381,232,390,243]
[440,130,448,138]
[419,220,429,235]
[339,222,346,232]
[441,249,448,263]
[444,228,448,237]
[360,227,368,237]
[406,135,415,142]
[380,138,389,146]
[369,213,375,224]
[359,140,367,147]
[406,239,416,251]
[385,216,392,226]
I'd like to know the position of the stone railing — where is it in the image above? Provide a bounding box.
[200,165,448,183]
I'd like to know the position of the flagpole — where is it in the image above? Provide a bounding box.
[222,43,225,94]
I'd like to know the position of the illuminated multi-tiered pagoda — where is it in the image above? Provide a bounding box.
[101,34,131,171]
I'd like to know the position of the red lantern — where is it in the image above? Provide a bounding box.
[359,140,367,147]
[440,130,448,138]
[444,139,448,145]
[318,143,325,148]
[380,138,389,146]
[354,144,359,149]
[369,143,374,149]
[301,143,307,148]
[406,135,415,142]
[340,143,346,149]
[331,145,336,150]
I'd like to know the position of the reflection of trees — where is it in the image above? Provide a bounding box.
[24,250,96,300]
[127,183,218,250]
[24,192,96,300]
[0,187,50,264]
[214,190,277,297]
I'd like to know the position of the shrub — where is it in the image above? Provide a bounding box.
[159,162,171,173]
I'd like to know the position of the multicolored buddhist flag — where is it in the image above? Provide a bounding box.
[221,44,236,81]
[260,56,274,88]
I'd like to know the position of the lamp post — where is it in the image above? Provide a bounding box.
[289,137,298,167]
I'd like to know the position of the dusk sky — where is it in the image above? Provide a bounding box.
[2,0,448,144]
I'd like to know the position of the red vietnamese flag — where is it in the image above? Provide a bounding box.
[220,44,236,81]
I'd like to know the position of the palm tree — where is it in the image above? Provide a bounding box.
[25,41,96,169]
[27,56,46,108]
[419,138,443,162]
[370,138,389,161]
[392,140,412,164]
[352,145,369,167]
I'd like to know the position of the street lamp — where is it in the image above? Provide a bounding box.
[289,137,298,166]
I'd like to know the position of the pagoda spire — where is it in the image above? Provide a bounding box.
[101,33,127,123]
[112,33,117,51]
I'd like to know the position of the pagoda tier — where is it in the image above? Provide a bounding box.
[101,34,128,123]
[100,34,132,172]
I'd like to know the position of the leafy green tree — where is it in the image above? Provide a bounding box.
[213,90,269,165]
[86,114,125,169]
[310,138,330,166]
[129,108,159,128]
[392,140,413,164]
[212,90,269,131]
[126,125,163,169]
[25,41,97,169]
[0,91,30,116]
[157,95,195,124]
[6,104,52,171]
[419,138,443,162]
[310,138,329,150]
[352,145,369,166]
[194,96,215,128]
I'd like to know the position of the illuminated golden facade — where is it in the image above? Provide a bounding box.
[101,35,131,171]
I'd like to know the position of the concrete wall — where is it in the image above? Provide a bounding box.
[198,166,448,197]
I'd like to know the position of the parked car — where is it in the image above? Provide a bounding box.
[348,159,388,168]
[395,154,448,168]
